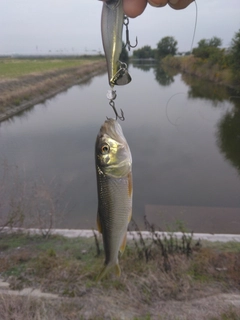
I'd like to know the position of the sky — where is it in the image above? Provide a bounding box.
[0,0,239,55]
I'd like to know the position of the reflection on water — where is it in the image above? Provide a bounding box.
[179,72,240,175]
[217,102,240,175]
[131,59,156,72]
[0,62,240,232]
[154,65,174,87]
[182,73,236,105]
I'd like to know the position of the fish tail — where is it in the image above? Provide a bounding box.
[96,262,121,282]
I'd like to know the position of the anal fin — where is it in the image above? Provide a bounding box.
[119,232,127,255]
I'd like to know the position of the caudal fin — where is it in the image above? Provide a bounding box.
[96,262,121,282]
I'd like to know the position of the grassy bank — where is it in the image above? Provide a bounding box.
[0,57,106,122]
[161,55,234,88]
[0,230,240,319]
[0,56,103,79]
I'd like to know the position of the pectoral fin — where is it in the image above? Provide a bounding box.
[97,211,102,234]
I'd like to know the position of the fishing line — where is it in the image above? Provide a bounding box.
[165,0,198,125]
[165,92,186,126]
[190,0,198,53]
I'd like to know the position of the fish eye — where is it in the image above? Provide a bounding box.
[101,144,110,154]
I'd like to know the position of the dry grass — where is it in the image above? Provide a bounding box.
[0,294,240,320]
[161,55,234,88]
[0,231,240,319]
[0,294,73,320]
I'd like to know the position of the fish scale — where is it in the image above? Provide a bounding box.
[97,174,130,263]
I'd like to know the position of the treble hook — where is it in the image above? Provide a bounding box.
[109,99,125,121]
[123,15,138,51]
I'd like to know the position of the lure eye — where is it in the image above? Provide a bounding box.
[101,144,110,154]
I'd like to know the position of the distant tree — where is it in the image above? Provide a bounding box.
[231,29,240,60]
[197,37,222,49]
[193,36,223,60]
[132,45,155,59]
[209,36,222,47]
[156,36,178,59]
[197,39,209,48]
[230,29,240,85]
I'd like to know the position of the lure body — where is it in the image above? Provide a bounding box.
[101,0,131,86]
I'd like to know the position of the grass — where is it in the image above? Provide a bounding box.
[0,58,106,113]
[0,230,240,319]
[0,57,104,79]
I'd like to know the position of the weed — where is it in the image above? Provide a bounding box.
[127,216,197,273]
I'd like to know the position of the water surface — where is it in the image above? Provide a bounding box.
[1,63,240,232]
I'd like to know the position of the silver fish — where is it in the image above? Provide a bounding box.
[101,0,131,86]
[95,118,133,281]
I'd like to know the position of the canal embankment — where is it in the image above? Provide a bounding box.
[2,227,240,242]
[161,55,237,90]
[0,58,106,122]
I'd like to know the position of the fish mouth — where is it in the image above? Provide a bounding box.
[99,118,124,143]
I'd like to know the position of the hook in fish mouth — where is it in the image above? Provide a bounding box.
[107,100,125,121]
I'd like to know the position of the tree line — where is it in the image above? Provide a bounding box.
[132,29,240,85]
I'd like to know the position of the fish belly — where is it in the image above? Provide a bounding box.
[97,173,131,265]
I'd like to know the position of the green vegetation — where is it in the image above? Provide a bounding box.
[161,32,240,88]
[230,29,240,85]
[193,37,223,59]
[132,45,156,59]
[132,37,178,60]
[132,29,240,89]
[0,56,104,79]
[156,36,178,59]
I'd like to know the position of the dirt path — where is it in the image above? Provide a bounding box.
[0,60,106,122]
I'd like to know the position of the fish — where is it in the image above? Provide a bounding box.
[101,0,131,86]
[95,118,133,281]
